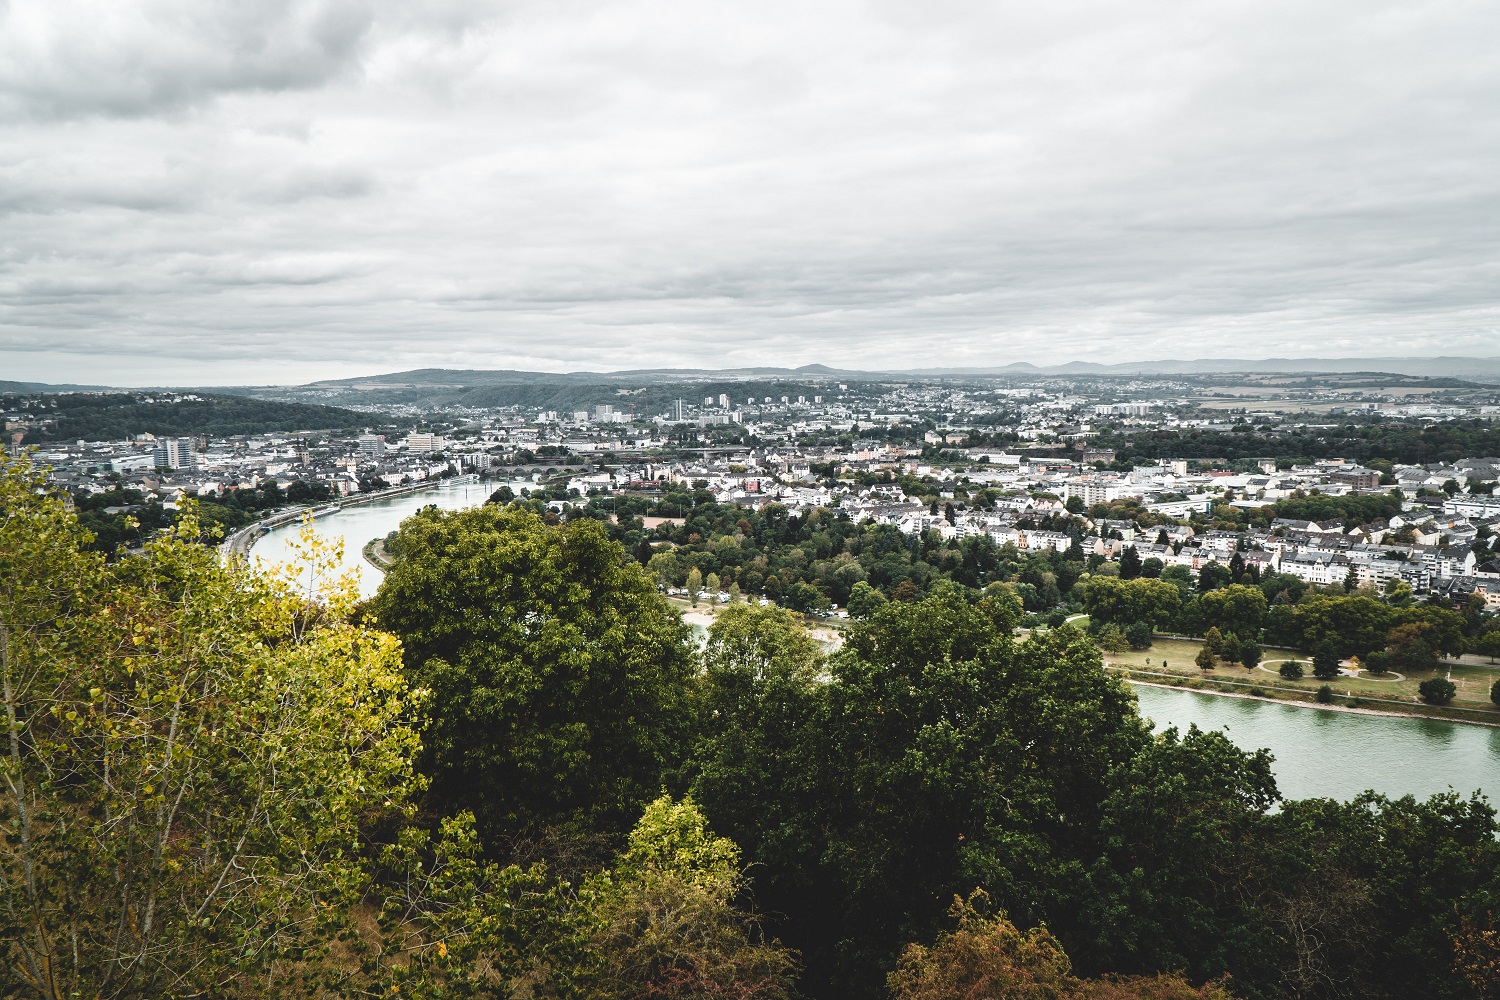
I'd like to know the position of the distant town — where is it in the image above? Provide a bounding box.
[8,369,1500,610]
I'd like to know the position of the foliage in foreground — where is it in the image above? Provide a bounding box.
[889,892,1234,1000]
[0,457,420,997]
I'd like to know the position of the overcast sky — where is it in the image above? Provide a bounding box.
[3,0,1498,385]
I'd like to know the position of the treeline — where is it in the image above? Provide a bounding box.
[1082,574,1497,679]
[1090,419,1500,467]
[69,479,337,555]
[8,391,383,443]
[10,456,1500,999]
[569,492,1091,614]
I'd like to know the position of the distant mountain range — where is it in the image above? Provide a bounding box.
[6,357,1500,395]
[291,356,1500,386]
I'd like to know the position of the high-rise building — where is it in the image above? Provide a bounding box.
[718,393,730,409]
[358,433,386,460]
[405,432,448,454]
[672,399,686,421]
[152,437,196,470]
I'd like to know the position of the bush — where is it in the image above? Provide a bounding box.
[1418,677,1457,706]
[1316,684,1334,703]
[1279,661,1304,681]
[1492,678,1500,708]
[1125,621,1154,650]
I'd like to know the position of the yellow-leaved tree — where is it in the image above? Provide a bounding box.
[0,456,421,998]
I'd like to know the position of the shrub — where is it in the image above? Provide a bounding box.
[1195,644,1216,671]
[1492,678,1500,708]
[1279,661,1304,680]
[1316,685,1334,703]
[1419,677,1457,706]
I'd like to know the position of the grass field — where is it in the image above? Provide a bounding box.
[1104,636,1500,715]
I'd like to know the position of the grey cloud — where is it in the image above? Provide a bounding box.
[3,0,1500,384]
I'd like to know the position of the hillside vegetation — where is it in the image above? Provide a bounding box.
[4,453,1499,1000]
[6,391,384,443]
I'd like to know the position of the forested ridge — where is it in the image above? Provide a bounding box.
[6,391,382,443]
[5,453,1500,999]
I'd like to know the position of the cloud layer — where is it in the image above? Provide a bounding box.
[3,0,1499,384]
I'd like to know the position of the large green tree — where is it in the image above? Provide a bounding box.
[1198,584,1268,643]
[690,587,1149,997]
[1079,577,1183,631]
[369,504,697,848]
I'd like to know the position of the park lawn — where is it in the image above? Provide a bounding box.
[1103,636,1500,710]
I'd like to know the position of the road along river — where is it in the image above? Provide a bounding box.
[250,490,1500,805]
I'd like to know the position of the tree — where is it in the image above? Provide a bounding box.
[1080,578,1181,631]
[590,796,798,1000]
[1419,677,1456,705]
[784,580,831,614]
[1316,684,1334,703]
[1387,622,1440,672]
[1197,562,1233,593]
[1203,626,1226,656]
[1471,629,1500,664]
[688,567,704,606]
[1120,546,1143,580]
[1196,644,1217,670]
[690,590,1148,997]
[1125,621,1154,650]
[706,571,721,597]
[1279,661,1304,680]
[846,580,887,619]
[1199,584,1268,643]
[1312,639,1342,680]
[1238,640,1262,670]
[1491,678,1500,708]
[369,504,696,844]
[0,457,421,998]
[888,891,1236,1000]
[648,548,683,588]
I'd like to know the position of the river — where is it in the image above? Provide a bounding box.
[1133,684,1500,803]
[249,491,1500,805]
[248,479,524,598]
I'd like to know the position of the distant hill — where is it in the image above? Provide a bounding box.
[3,391,394,444]
[284,356,1500,386]
[903,356,1500,379]
[0,379,113,393]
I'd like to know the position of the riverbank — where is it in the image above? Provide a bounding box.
[362,537,393,571]
[222,480,448,559]
[1114,667,1500,728]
